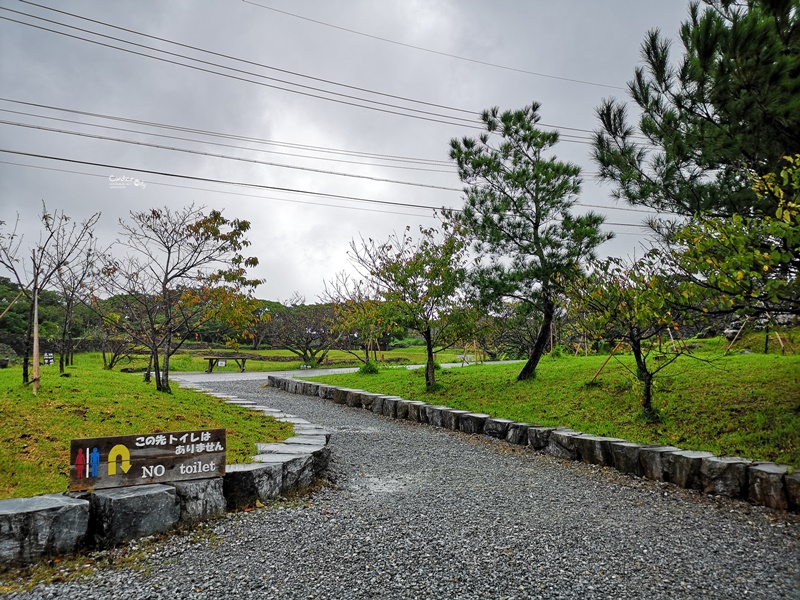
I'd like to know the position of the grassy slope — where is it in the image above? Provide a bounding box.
[311,341,800,466]
[0,356,292,499]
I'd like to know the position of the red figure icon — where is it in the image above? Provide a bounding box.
[75,448,86,479]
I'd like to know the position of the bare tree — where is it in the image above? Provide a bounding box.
[0,204,100,389]
[94,205,261,392]
[52,236,102,373]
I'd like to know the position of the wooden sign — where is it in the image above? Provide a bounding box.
[69,428,226,492]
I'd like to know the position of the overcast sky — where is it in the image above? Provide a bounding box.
[0,0,690,302]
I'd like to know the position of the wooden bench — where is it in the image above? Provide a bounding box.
[201,356,249,373]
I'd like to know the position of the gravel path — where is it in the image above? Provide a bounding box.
[9,375,799,599]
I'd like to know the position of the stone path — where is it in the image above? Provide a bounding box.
[11,372,799,599]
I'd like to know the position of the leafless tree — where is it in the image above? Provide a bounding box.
[0,204,100,388]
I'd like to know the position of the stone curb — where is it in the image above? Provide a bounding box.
[0,386,331,567]
[267,375,798,514]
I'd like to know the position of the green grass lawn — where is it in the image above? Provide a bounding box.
[0,356,292,499]
[310,340,800,466]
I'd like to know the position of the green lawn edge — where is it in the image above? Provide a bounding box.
[0,364,292,499]
[308,349,800,467]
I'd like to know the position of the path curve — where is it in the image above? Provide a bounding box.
[14,372,799,599]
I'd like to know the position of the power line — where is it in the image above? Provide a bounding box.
[241,0,626,91]
[0,148,455,212]
[19,0,472,116]
[0,107,458,173]
[0,119,465,191]
[5,4,622,140]
[0,149,657,229]
[0,159,439,219]
[0,12,485,130]
[0,7,480,127]
[0,98,454,166]
[0,116,667,215]
[0,157,653,236]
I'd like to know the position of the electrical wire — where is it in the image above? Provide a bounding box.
[0,8,485,127]
[0,119,465,191]
[0,158,652,237]
[0,98,454,166]
[0,159,437,219]
[0,13,487,130]
[0,108,458,173]
[0,149,661,229]
[240,0,626,90]
[5,4,630,139]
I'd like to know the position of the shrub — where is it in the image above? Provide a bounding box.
[358,361,380,375]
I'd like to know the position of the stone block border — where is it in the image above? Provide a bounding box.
[0,387,331,567]
[267,375,799,514]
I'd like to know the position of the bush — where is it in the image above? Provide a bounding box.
[358,361,380,375]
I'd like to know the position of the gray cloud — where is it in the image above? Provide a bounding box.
[0,0,689,300]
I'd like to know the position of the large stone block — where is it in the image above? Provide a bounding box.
[284,435,328,446]
[785,471,800,511]
[253,454,315,494]
[406,401,428,423]
[394,399,410,420]
[424,405,449,428]
[332,387,350,405]
[224,463,283,509]
[639,446,681,482]
[748,463,789,510]
[171,477,226,526]
[381,396,400,419]
[610,442,646,476]
[545,429,582,460]
[303,382,320,396]
[320,385,335,400]
[0,494,89,566]
[459,413,490,435]
[371,395,386,415]
[700,456,751,498]
[442,409,469,431]
[292,425,332,442]
[255,441,329,478]
[527,426,555,450]
[346,390,365,408]
[484,418,515,440]
[360,393,379,410]
[87,484,180,547]
[573,435,624,466]
[505,423,530,446]
[670,451,716,490]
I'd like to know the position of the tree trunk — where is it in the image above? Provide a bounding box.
[59,297,73,374]
[630,337,657,419]
[517,299,555,381]
[144,350,154,384]
[423,327,436,388]
[161,338,172,393]
[22,298,34,384]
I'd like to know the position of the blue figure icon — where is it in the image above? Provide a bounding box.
[89,447,101,478]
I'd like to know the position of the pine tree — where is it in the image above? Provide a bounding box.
[450,103,610,381]
[594,0,800,218]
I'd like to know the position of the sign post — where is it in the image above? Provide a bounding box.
[69,428,226,492]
